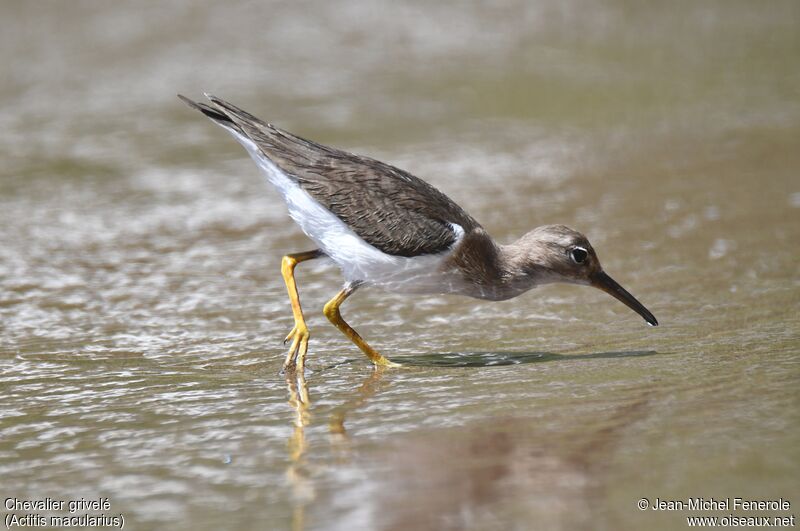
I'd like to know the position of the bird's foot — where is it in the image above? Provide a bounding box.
[372,356,402,368]
[282,323,310,373]
[363,346,402,368]
[284,323,306,345]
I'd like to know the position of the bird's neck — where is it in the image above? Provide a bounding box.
[497,239,557,297]
[447,229,551,301]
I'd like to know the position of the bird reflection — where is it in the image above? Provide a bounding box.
[284,368,313,531]
[284,366,389,530]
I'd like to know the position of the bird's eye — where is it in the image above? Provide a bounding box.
[570,247,588,264]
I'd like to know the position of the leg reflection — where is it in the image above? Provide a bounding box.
[285,368,313,531]
[329,367,388,460]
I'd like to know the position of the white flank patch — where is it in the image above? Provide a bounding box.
[217,123,467,295]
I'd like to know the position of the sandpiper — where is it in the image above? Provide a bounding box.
[180,94,657,371]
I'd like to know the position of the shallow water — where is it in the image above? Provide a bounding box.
[1,1,798,530]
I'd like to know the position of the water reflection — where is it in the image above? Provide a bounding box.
[284,369,313,531]
[282,357,661,529]
[316,372,660,529]
[329,367,388,441]
[284,366,391,530]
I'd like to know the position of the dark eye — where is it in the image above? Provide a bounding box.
[570,247,588,264]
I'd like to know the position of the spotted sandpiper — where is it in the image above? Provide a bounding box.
[180,94,657,371]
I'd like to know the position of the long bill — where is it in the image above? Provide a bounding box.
[590,271,658,326]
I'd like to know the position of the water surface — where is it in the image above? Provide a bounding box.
[1,1,798,530]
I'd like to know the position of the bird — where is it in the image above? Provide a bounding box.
[179,94,657,372]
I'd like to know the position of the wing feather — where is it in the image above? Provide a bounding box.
[186,94,481,257]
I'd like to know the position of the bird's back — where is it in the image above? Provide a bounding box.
[185,95,481,257]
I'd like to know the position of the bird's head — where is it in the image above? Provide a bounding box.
[513,225,658,326]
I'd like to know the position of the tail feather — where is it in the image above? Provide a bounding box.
[202,93,271,129]
[180,93,340,170]
[200,94,341,162]
[177,94,244,135]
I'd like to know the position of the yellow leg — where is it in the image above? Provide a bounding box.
[323,282,401,368]
[281,250,322,371]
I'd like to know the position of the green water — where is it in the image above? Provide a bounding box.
[1,1,798,530]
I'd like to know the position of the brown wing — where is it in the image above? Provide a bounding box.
[190,94,482,257]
